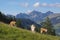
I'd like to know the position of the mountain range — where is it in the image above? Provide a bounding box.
[16,11,54,23]
[16,10,60,24]
[16,10,60,35]
[16,10,60,25]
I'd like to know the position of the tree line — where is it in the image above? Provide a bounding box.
[0,11,15,24]
[0,11,23,28]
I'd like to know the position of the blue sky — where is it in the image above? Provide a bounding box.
[0,0,60,15]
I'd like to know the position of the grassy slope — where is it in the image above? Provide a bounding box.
[0,22,60,40]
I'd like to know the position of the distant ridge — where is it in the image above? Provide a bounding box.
[16,10,54,23]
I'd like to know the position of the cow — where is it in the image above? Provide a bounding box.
[40,28,47,34]
[9,21,16,27]
[31,24,36,33]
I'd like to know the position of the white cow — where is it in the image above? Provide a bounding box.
[31,24,35,33]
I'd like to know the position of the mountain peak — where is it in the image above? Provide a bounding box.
[31,10,41,13]
[46,11,53,14]
[28,10,42,16]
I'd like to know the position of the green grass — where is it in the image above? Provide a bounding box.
[0,22,60,40]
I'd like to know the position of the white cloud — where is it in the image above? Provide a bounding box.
[33,2,40,8]
[42,3,47,6]
[49,3,60,7]
[26,10,32,14]
[24,3,29,7]
[57,5,60,7]
[49,4,54,7]
[55,3,60,7]
[27,10,32,13]
[41,3,60,8]
[8,1,29,7]
[8,1,60,8]
[20,3,29,7]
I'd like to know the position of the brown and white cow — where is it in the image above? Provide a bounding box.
[9,21,16,27]
[40,28,47,34]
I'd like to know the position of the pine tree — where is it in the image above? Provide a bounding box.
[16,19,21,27]
[40,17,56,35]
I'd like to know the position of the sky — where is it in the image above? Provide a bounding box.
[0,0,60,15]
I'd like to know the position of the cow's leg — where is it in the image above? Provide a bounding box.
[41,30,43,34]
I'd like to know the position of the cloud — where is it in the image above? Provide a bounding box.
[33,2,40,8]
[33,2,60,8]
[8,1,60,8]
[55,3,60,7]
[49,4,54,7]
[26,10,32,14]
[42,3,47,6]
[20,3,29,7]
[49,3,60,7]
[41,3,60,8]
[8,1,29,7]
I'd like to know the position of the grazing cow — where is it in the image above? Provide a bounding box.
[31,24,35,33]
[40,28,47,34]
[9,21,16,27]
